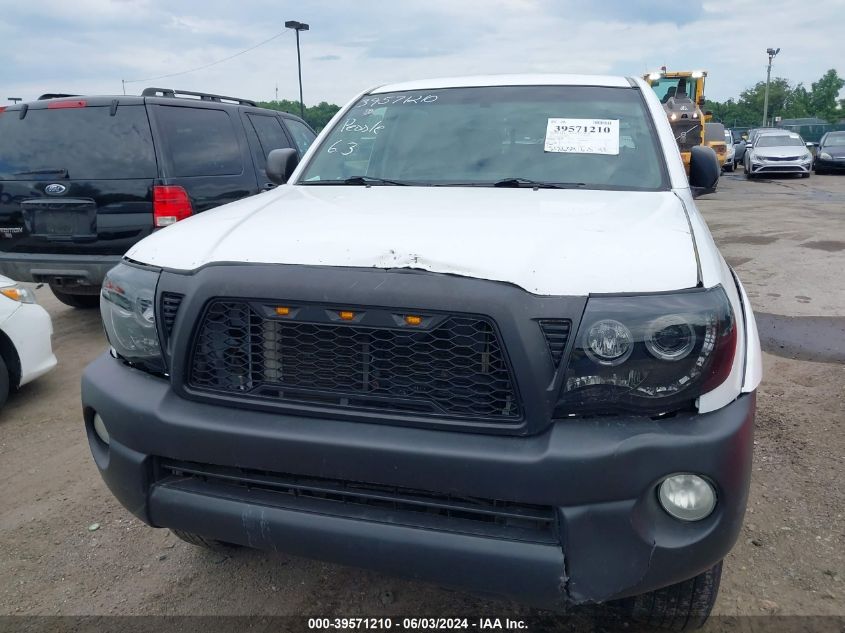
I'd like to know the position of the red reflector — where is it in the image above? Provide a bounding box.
[47,100,87,109]
[153,186,193,227]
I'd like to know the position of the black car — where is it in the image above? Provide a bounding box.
[814,131,845,174]
[0,88,316,307]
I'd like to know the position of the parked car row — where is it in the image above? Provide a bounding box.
[0,88,317,308]
[717,126,844,178]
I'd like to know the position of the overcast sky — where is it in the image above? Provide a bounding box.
[2,0,842,105]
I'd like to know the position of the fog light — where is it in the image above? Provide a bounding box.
[658,474,716,521]
[93,413,110,445]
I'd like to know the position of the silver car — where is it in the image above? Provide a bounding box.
[745,132,813,178]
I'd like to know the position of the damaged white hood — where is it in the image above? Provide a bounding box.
[127,185,699,296]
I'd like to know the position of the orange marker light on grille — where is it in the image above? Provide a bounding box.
[405,315,422,326]
[274,306,291,316]
[339,310,355,321]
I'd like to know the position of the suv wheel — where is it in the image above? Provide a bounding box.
[618,561,722,631]
[50,286,101,309]
[171,529,240,552]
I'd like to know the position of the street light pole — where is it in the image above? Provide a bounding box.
[7,97,22,104]
[285,20,309,120]
[762,47,780,127]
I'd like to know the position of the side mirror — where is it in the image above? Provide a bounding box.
[266,148,299,185]
[689,145,720,197]
[805,142,816,148]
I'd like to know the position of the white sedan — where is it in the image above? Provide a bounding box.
[0,276,57,406]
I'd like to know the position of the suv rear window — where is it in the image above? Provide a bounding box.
[155,106,243,177]
[0,105,156,180]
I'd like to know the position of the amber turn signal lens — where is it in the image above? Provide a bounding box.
[405,315,422,326]
[274,306,291,316]
[339,310,355,321]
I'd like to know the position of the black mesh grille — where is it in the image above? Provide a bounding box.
[160,293,183,340]
[188,300,520,420]
[538,320,571,366]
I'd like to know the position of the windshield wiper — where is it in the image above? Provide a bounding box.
[13,168,69,178]
[492,177,585,189]
[303,175,409,186]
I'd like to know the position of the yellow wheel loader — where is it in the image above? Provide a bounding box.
[643,69,711,172]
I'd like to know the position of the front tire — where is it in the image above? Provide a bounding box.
[50,286,101,309]
[171,529,239,552]
[620,561,723,631]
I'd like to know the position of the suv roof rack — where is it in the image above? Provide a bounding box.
[141,87,257,107]
[38,93,81,100]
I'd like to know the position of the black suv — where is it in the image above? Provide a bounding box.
[0,88,316,307]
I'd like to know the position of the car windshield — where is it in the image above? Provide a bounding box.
[823,133,845,148]
[298,86,667,191]
[757,135,804,148]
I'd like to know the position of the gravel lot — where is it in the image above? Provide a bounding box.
[1,172,843,625]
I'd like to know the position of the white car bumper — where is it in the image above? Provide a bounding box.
[1,302,57,387]
[748,158,812,175]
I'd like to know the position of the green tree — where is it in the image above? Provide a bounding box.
[810,69,845,123]
[258,99,341,131]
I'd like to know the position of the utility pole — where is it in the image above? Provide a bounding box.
[762,47,780,127]
[285,20,309,120]
[275,83,279,102]
[122,79,126,95]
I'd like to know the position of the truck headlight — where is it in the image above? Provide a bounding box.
[100,262,163,373]
[554,286,736,417]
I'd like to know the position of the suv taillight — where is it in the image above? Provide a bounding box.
[153,186,192,227]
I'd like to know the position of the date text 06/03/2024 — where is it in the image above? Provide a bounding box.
[307,617,529,630]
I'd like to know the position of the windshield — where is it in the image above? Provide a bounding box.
[648,76,693,103]
[823,133,845,148]
[298,86,667,191]
[757,135,804,148]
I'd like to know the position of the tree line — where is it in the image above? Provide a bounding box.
[257,99,341,131]
[259,68,844,132]
[705,68,844,128]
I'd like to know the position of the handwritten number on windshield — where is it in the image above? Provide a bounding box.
[354,94,438,108]
[328,140,358,156]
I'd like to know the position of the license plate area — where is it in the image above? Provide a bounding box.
[21,198,97,240]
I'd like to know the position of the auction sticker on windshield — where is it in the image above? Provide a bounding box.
[544,118,619,155]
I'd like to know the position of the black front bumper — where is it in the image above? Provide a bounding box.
[82,352,755,609]
[815,157,845,172]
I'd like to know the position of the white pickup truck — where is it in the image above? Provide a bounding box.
[84,74,761,629]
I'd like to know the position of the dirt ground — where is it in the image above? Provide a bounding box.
[0,171,843,625]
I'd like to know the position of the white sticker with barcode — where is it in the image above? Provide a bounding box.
[544,118,620,155]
